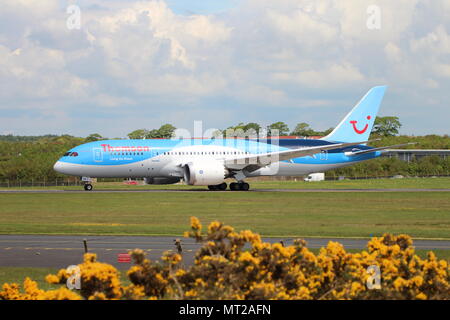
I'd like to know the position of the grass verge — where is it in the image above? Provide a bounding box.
[0,191,449,239]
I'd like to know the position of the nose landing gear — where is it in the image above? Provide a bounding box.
[81,177,93,191]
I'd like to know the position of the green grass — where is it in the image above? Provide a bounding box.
[0,267,59,290]
[0,191,449,239]
[251,177,450,190]
[2,177,450,191]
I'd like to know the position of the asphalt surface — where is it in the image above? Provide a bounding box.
[1,188,448,269]
[1,235,449,270]
[0,188,449,193]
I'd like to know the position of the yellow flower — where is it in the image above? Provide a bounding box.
[208,221,222,233]
[416,292,427,300]
[411,276,423,287]
[393,277,407,290]
[45,274,60,284]
[185,289,197,297]
[41,288,82,300]
[239,251,259,265]
[350,282,364,296]
[190,216,202,231]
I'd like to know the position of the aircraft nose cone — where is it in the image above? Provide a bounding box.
[53,161,65,173]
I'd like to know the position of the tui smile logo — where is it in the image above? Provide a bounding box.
[350,116,371,134]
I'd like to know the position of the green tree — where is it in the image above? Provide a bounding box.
[242,122,262,136]
[85,133,105,142]
[157,124,176,139]
[127,129,148,140]
[291,123,314,136]
[372,116,402,137]
[145,124,176,139]
[267,122,290,136]
[319,128,334,136]
[291,123,334,137]
[220,122,263,138]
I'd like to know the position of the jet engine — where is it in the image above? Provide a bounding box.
[183,161,227,186]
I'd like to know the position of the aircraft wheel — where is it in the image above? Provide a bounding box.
[208,185,217,191]
[240,182,250,191]
[84,184,93,191]
[230,182,249,191]
[218,183,227,191]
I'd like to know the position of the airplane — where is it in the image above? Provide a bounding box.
[54,86,410,191]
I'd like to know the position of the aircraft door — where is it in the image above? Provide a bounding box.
[319,150,328,161]
[93,148,103,162]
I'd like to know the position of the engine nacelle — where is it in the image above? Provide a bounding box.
[183,161,227,186]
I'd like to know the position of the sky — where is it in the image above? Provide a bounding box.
[0,0,449,138]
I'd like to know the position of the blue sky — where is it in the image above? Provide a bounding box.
[0,0,449,138]
[166,0,239,15]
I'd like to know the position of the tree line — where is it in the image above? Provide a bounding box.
[0,116,403,143]
[0,116,448,182]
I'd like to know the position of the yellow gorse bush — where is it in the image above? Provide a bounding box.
[1,217,449,300]
[0,277,82,300]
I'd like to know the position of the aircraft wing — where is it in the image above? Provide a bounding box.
[345,143,415,156]
[224,140,372,170]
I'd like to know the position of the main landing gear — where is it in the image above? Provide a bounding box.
[207,183,227,191]
[207,182,250,191]
[230,182,250,191]
[84,183,93,191]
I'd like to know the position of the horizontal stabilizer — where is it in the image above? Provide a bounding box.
[345,143,416,156]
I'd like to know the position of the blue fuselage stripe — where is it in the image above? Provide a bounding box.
[58,139,380,166]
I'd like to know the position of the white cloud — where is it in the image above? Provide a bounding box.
[0,0,449,136]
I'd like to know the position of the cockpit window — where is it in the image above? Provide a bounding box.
[63,152,79,157]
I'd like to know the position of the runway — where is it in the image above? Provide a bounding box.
[1,235,449,270]
[0,188,449,193]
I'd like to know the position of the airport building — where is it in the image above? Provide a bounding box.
[382,149,450,162]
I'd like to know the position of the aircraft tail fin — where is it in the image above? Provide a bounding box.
[322,86,387,143]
